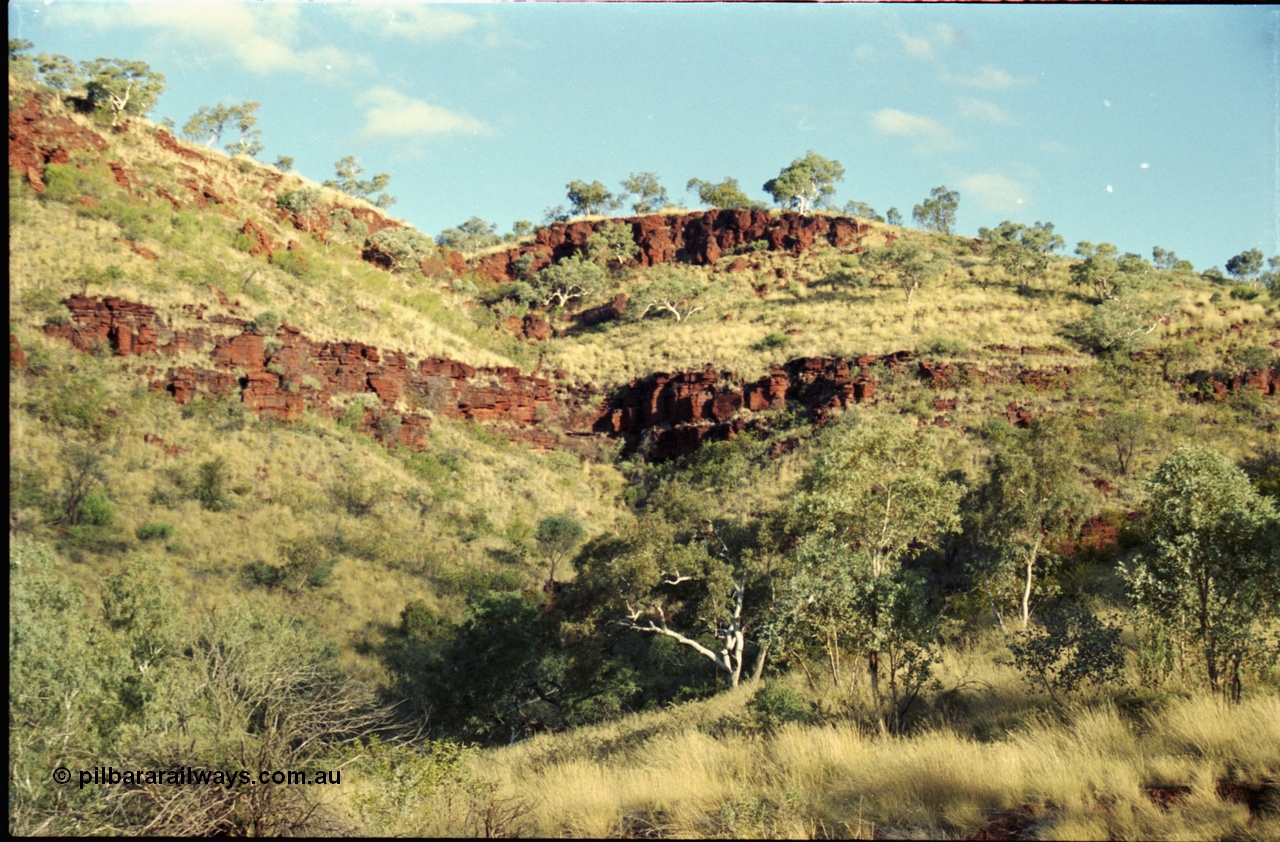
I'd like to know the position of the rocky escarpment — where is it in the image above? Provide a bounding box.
[473,209,870,284]
[41,295,602,451]
[34,295,1279,460]
[8,91,109,193]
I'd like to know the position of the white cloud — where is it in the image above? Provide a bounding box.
[953,64,1032,90]
[359,86,491,139]
[899,24,968,60]
[901,34,934,60]
[870,108,962,153]
[46,1,371,78]
[957,172,1030,213]
[853,44,876,62]
[346,4,477,42]
[955,97,1013,124]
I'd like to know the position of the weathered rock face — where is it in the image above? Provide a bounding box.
[473,210,870,284]
[38,295,1280,461]
[592,355,892,460]
[42,296,601,452]
[8,92,109,193]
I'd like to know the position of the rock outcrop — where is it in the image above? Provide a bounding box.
[38,295,1280,461]
[41,295,600,452]
[8,92,109,193]
[473,210,870,284]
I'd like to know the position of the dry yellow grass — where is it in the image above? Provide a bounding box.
[480,673,1280,839]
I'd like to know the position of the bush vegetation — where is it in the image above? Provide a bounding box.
[8,67,1279,838]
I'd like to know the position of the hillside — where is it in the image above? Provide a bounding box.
[9,82,1280,839]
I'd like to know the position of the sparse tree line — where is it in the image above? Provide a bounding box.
[379,414,1277,747]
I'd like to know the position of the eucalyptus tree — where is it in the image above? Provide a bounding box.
[565,180,622,217]
[978,220,1064,288]
[686,177,764,210]
[912,185,959,234]
[769,417,962,730]
[763,151,845,214]
[81,57,165,123]
[621,172,670,214]
[1123,446,1280,701]
[970,416,1094,633]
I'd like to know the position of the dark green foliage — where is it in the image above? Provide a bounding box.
[242,560,282,588]
[912,185,959,234]
[192,456,231,511]
[329,468,388,517]
[620,172,670,214]
[763,151,844,214]
[369,228,435,273]
[39,370,112,437]
[968,416,1092,631]
[1096,408,1152,477]
[536,514,585,581]
[585,221,640,272]
[75,491,115,527]
[436,216,503,253]
[1225,248,1264,282]
[1067,293,1175,357]
[78,57,165,122]
[531,253,606,309]
[863,238,945,303]
[247,310,281,334]
[1008,606,1123,701]
[686,176,764,210]
[978,220,1064,288]
[1068,241,1153,302]
[565,179,622,217]
[57,443,107,526]
[757,331,790,351]
[1123,447,1280,701]
[748,680,816,731]
[1240,444,1280,502]
[277,536,341,592]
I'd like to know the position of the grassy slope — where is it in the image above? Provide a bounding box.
[481,653,1280,839]
[10,88,1280,838]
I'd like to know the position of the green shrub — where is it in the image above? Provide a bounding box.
[192,457,231,512]
[920,336,969,356]
[755,331,790,351]
[369,228,436,273]
[1007,606,1123,701]
[76,492,115,527]
[135,521,174,541]
[268,249,307,278]
[277,536,341,593]
[232,232,254,252]
[247,311,281,335]
[277,186,321,215]
[748,680,816,731]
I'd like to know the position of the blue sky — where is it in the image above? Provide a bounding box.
[10,1,1278,272]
